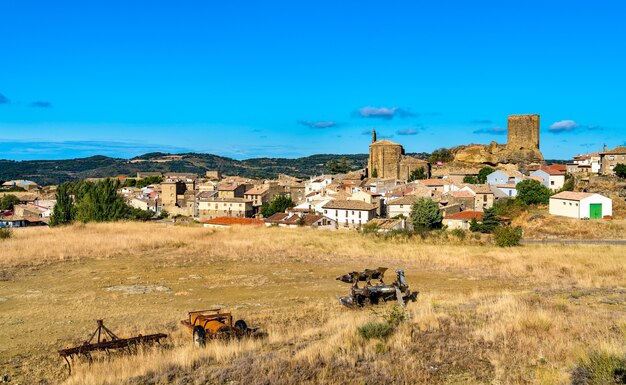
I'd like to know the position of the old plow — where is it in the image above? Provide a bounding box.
[336,267,419,308]
[58,319,167,374]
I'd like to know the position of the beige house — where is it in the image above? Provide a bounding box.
[198,197,253,220]
[530,167,565,191]
[549,192,612,219]
[218,184,247,199]
[386,196,417,218]
[599,146,626,175]
[463,185,494,212]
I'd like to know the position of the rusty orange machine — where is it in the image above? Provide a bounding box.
[180,309,262,346]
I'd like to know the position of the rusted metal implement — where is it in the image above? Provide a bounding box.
[337,267,418,308]
[58,320,167,374]
[181,309,262,346]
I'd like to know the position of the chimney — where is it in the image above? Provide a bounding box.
[603,144,607,152]
[372,129,377,143]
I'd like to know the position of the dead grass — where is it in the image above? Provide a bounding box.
[0,222,624,384]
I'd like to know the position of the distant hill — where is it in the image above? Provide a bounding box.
[0,152,378,185]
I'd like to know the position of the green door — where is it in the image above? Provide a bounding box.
[589,203,602,219]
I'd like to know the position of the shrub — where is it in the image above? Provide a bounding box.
[361,222,380,235]
[0,194,20,211]
[615,163,626,179]
[493,226,523,247]
[0,228,12,240]
[382,306,408,326]
[571,351,626,385]
[357,321,393,340]
[450,228,466,240]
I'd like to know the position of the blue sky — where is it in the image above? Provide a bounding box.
[1,0,624,161]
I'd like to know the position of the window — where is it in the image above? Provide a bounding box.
[575,203,578,206]
[563,202,566,205]
[335,210,338,216]
[609,156,614,161]
[324,210,327,214]
[569,202,572,206]
[399,204,403,209]
[358,211,361,218]
[551,181,555,185]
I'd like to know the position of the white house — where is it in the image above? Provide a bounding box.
[549,192,612,219]
[531,168,565,191]
[322,200,377,229]
[305,176,334,194]
[486,170,524,185]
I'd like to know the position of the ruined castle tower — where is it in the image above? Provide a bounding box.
[507,114,540,150]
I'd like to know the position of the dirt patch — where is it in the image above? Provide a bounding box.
[105,285,173,294]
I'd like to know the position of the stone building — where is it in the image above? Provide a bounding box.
[367,130,430,180]
[507,114,540,151]
[599,145,626,175]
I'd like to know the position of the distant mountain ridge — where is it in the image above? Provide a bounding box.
[0,152,378,185]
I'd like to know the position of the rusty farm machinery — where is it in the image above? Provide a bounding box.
[181,309,264,346]
[58,319,167,374]
[336,267,418,308]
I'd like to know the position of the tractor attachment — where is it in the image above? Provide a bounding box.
[337,267,418,308]
[181,309,264,346]
[58,320,167,374]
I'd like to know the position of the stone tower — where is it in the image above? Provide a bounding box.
[368,134,403,179]
[507,114,540,151]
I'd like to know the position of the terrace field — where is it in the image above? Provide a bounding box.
[0,223,624,384]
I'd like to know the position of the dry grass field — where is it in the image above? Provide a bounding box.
[0,222,624,385]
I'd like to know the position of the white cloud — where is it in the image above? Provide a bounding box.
[549,120,580,132]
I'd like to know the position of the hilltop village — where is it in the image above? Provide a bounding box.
[1,114,625,232]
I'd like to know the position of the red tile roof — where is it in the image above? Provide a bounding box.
[444,211,484,221]
[550,191,596,201]
[537,167,565,176]
[203,216,264,226]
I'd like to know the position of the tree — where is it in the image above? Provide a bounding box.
[517,180,550,205]
[371,168,379,178]
[477,167,494,184]
[326,159,351,174]
[74,179,131,223]
[615,163,626,178]
[50,184,74,226]
[429,148,453,164]
[409,198,442,230]
[463,175,478,184]
[408,167,426,181]
[0,195,20,211]
[478,207,501,233]
[261,194,295,217]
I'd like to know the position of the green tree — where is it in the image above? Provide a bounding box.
[4,186,26,192]
[478,207,501,233]
[261,194,295,217]
[327,159,350,174]
[463,175,478,184]
[408,167,426,181]
[614,163,626,178]
[74,179,131,223]
[477,167,495,184]
[371,168,379,178]
[158,209,169,220]
[50,184,74,226]
[0,194,20,211]
[517,180,550,205]
[409,198,442,230]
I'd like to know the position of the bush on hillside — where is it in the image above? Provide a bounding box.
[0,228,12,240]
[493,226,523,247]
[357,321,394,340]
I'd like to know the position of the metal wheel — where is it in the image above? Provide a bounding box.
[192,326,206,347]
[234,319,248,332]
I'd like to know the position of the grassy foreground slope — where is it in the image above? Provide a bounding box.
[0,223,624,384]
